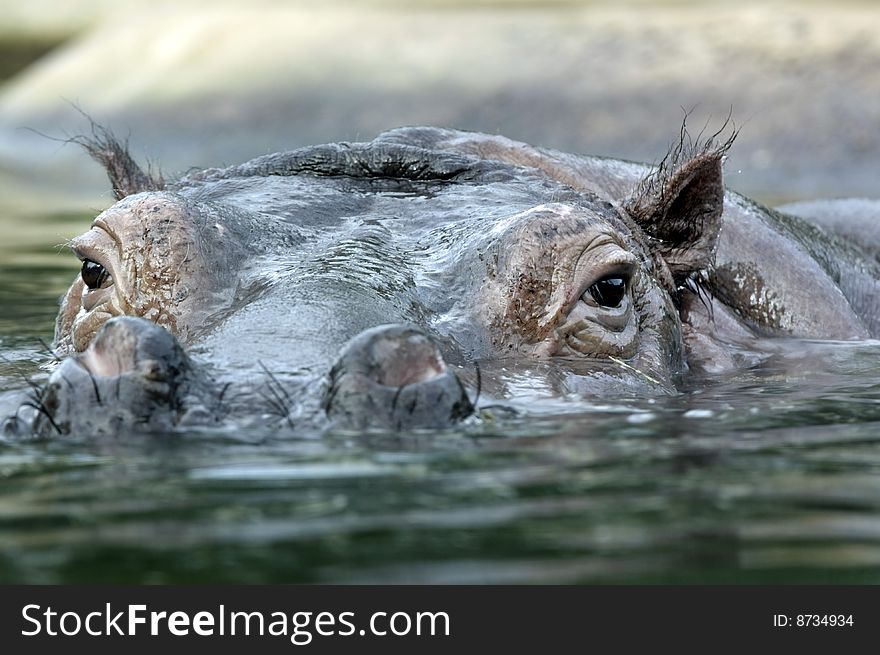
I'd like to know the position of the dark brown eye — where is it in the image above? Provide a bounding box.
[586,276,626,308]
[81,259,110,290]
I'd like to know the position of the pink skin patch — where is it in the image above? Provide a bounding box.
[371,335,447,387]
[75,323,166,380]
[79,340,138,377]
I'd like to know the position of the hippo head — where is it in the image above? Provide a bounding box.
[32,126,727,435]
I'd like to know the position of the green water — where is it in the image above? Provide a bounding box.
[2,211,880,584]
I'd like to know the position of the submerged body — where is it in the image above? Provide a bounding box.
[6,125,880,437]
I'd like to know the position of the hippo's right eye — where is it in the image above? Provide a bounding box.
[81,259,111,290]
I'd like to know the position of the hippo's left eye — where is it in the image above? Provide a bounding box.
[585,276,627,308]
[81,259,111,290]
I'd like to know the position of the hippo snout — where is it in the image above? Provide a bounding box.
[26,317,217,437]
[323,324,473,430]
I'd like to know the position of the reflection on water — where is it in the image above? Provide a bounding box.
[2,213,880,583]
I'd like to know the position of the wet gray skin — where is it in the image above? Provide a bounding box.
[9,125,880,437]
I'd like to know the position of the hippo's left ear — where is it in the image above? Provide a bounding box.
[624,147,727,285]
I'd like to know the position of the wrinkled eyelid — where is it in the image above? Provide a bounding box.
[607,256,636,274]
[67,234,89,258]
[592,256,637,286]
[69,230,108,256]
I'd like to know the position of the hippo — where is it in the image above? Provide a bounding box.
[5,122,880,437]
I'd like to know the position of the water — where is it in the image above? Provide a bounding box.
[3,213,880,584]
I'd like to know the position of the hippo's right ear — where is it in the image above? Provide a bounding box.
[624,136,732,286]
[72,121,164,201]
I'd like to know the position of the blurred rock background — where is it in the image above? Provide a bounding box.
[0,0,878,217]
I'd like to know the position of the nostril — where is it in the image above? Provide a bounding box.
[325,324,472,430]
[76,317,183,379]
[141,360,166,381]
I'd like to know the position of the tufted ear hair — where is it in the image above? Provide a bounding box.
[72,118,165,200]
[624,125,735,286]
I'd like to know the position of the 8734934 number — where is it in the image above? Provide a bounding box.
[797,615,853,627]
